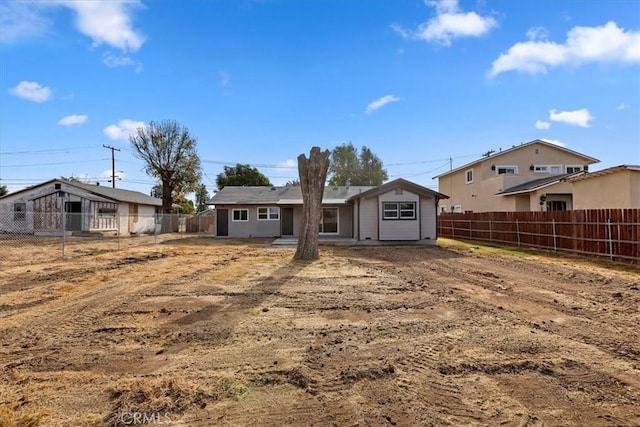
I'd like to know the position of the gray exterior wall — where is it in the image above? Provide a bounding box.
[378,189,420,240]
[420,197,437,240]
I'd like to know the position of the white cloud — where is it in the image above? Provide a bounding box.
[100,169,126,182]
[104,119,145,141]
[9,80,52,102]
[616,103,629,110]
[535,120,551,130]
[489,21,640,77]
[526,26,549,41]
[102,52,142,71]
[365,95,400,114]
[56,0,144,52]
[549,108,594,128]
[275,159,296,169]
[393,0,497,46]
[219,71,231,87]
[58,114,88,127]
[0,1,51,44]
[540,138,566,147]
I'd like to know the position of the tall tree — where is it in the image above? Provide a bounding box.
[294,147,330,261]
[0,185,8,197]
[195,183,210,212]
[216,164,271,189]
[130,120,201,213]
[328,143,388,186]
[286,178,300,186]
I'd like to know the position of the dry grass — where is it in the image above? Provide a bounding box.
[0,405,44,427]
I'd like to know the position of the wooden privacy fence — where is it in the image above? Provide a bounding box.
[438,209,640,264]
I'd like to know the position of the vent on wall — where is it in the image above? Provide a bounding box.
[55,183,61,190]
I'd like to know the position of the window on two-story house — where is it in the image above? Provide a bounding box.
[496,165,518,175]
[465,169,473,184]
[14,203,26,221]
[547,201,567,211]
[534,165,562,174]
[257,207,279,220]
[566,165,583,173]
[232,209,248,222]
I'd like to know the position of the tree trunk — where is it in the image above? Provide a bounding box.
[161,180,173,214]
[294,147,330,260]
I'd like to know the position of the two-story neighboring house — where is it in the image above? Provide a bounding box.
[434,139,600,213]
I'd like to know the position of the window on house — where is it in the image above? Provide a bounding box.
[232,209,248,222]
[547,201,567,211]
[440,205,448,213]
[14,203,26,221]
[534,165,562,174]
[98,208,117,217]
[382,202,416,220]
[566,165,583,173]
[258,207,280,220]
[465,169,473,184]
[319,208,338,233]
[453,205,463,213]
[496,165,518,175]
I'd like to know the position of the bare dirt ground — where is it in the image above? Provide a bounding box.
[0,238,639,426]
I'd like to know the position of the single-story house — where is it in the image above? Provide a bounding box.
[0,179,162,236]
[568,165,640,209]
[209,178,449,243]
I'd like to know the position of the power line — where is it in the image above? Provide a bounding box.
[2,159,110,168]
[0,145,102,155]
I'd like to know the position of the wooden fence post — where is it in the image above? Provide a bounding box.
[607,218,614,261]
[516,218,520,247]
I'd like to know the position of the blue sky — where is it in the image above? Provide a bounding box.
[1,0,639,197]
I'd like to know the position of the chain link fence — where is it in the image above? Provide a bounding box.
[0,211,215,266]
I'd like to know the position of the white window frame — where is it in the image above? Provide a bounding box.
[495,165,518,175]
[440,205,448,213]
[453,205,463,213]
[566,165,583,174]
[534,164,562,174]
[465,169,474,184]
[257,206,280,221]
[383,202,416,220]
[232,209,248,222]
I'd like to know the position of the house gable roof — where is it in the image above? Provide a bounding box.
[566,164,640,182]
[209,185,375,205]
[0,179,162,206]
[347,178,449,201]
[433,139,600,179]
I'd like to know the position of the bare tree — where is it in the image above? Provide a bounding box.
[130,120,201,213]
[294,147,330,261]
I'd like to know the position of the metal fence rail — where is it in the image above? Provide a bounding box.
[438,209,640,264]
[0,212,215,266]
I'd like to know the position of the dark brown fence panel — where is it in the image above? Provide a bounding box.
[438,209,640,264]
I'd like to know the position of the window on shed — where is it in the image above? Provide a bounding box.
[14,203,26,221]
[258,207,279,220]
[382,202,416,220]
[232,209,248,222]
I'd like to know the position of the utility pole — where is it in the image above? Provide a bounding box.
[449,157,452,171]
[103,145,121,188]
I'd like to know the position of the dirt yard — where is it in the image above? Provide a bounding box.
[0,238,638,426]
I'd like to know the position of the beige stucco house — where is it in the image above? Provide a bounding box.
[569,165,640,209]
[434,139,599,213]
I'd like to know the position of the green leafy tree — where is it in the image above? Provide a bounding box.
[285,178,300,186]
[172,194,195,214]
[60,175,81,182]
[328,143,388,186]
[216,164,271,189]
[0,185,8,197]
[195,183,210,212]
[130,120,201,213]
